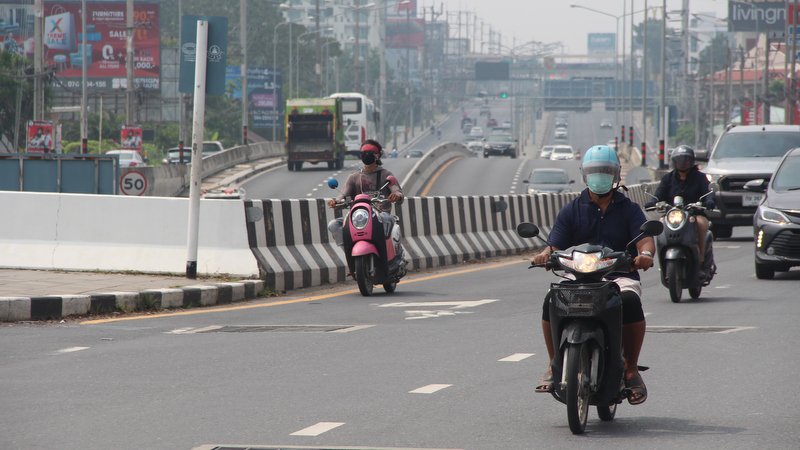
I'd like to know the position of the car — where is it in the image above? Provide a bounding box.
[487,118,498,128]
[700,124,800,238]
[555,118,568,128]
[106,149,146,168]
[465,141,484,156]
[744,147,800,279]
[540,145,555,159]
[406,149,424,158]
[162,141,225,165]
[550,145,575,161]
[479,105,491,116]
[501,121,512,128]
[523,168,575,194]
[600,120,613,129]
[468,126,484,139]
[482,134,517,158]
[554,127,568,139]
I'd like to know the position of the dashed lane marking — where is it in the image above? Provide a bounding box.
[409,384,452,394]
[289,422,345,436]
[498,353,534,362]
[55,346,89,354]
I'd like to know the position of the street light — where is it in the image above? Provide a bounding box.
[296,27,333,96]
[271,20,292,141]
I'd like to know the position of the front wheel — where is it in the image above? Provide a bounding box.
[354,255,374,296]
[666,260,683,303]
[566,343,591,435]
[596,402,617,421]
[689,286,702,299]
[383,281,397,293]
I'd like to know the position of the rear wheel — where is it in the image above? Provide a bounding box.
[383,281,397,293]
[327,161,334,169]
[689,286,702,299]
[287,162,295,171]
[566,343,591,435]
[354,255,374,296]
[295,161,303,171]
[596,402,617,422]
[755,261,775,280]
[666,260,683,303]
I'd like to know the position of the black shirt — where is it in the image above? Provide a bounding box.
[645,167,716,209]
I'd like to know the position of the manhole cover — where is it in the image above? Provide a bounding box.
[201,325,356,333]
[647,326,754,334]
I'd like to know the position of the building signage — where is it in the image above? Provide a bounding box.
[728,1,786,32]
[588,33,615,54]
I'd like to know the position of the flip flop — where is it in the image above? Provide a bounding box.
[625,372,648,405]
[535,368,553,393]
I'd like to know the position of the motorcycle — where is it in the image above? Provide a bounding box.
[327,176,407,296]
[645,192,716,303]
[517,219,664,434]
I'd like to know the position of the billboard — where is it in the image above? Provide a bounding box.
[386,18,425,49]
[728,1,786,32]
[0,1,161,91]
[120,125,143,152]
[26,120,55,153]
[225,66,283,128]
[386,0,417,18]
[588,33,615,54]
[475,61,510,81]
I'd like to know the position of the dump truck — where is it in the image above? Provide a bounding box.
[285,98,346,171]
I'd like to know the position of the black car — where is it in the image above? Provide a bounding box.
[482,134,517,158]
[744,147,800,279]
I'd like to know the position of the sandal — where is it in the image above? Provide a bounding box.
[535,368,553,393]
[625,372,648,405]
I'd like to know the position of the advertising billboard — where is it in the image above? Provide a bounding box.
[386,0,417,18]
[728,1,786,32]
[0,1,161,91]
[386,18,425,49]
[475,61,510,81]
[26,120,55,153]
[588,33,616,54]
[225,66,283,128]
[120,125,143,152]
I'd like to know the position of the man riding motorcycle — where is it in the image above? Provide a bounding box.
[644,145,716,278]
[531,145,655,405]
[327,140,404,253]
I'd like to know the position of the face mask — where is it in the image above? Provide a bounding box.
[586,173,614,195]
[361,152,377,165]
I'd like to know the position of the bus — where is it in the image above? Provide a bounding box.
[328,92,380,155]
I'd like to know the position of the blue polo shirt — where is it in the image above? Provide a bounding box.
[549,189,647,280]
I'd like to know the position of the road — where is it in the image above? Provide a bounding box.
[2,228,799,449]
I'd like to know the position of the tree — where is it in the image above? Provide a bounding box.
[0,51,34,151]
[696,34,731,78]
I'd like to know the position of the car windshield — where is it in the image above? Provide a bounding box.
[713,132,800,159]
[553,147,572,154]
[531,171,568,184]
[772,155,800,190]
[486,135,511,142]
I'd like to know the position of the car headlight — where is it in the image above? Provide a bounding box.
[484,144,491,149]
[350,208,370,230]
[759,206,790,225]
[558,251,615,273]
[666,209,686,229]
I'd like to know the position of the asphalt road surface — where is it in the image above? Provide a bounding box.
[2,228,799,450]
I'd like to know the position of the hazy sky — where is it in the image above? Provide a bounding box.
[430,0,729,54]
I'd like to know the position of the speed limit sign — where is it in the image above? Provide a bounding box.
[120,170,148,196]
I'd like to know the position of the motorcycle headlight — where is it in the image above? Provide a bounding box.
[350,208,370,230]
[666,209,686,229]
[759,206,790,225]
[558,251,615,273]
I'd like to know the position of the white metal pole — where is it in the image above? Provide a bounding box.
[186,20,209,279]
[81,0,88,153]
[240,0,248,144]
[126,0,134,125]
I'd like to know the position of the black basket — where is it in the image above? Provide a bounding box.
[549,281,620,317]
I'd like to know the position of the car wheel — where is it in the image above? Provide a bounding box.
[755,261,775,280]
[483,153,489,158]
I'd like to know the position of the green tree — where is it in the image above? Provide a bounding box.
[674,124,695,146]
[0,51,35,151]
[696,34,731,78]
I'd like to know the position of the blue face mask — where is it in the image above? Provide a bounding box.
[586,173,614,195]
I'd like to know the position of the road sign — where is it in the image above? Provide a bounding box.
[120,171,148,196]
[179,15,228,95]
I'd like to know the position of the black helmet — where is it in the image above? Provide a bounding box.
[671,145,695,171]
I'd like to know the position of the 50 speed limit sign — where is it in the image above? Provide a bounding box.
[120,170,148,196]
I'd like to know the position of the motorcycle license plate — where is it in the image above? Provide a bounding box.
[742,193,763,207]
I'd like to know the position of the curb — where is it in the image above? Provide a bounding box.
[0,280,265,322]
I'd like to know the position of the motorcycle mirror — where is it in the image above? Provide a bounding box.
[640,220,664,237]
[327,178,339,189]
[516,222,540,238]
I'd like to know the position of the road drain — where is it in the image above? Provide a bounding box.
[646,326,753,334]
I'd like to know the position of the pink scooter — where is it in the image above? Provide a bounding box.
[328,176,407,296]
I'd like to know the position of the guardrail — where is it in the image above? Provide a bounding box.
[401,143,474,196]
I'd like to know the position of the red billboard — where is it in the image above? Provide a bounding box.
[386,18,425,49]
[120,125,143,152]
[0,1,160,91]
[26,120,55,153]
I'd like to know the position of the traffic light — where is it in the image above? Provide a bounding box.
[499,91,509,99]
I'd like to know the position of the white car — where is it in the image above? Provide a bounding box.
[554,127,568,139]
[540,145,555,159]
[106,149,146,168]
[550,145,575,161]
[469,126,484,139]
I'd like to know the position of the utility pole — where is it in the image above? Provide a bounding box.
[641,0,648,158]
[126,0,134,125]
[33,0,43,120]
[379,0,387,140]
[659,0,666,169]
[81,0,88,153]
[354,0,360,93]
[240,0,248,144]
[315,0,321,96]
[790,0,799,124]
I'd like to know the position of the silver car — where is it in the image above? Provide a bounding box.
[524,168,575,194]
[550,145,575,161]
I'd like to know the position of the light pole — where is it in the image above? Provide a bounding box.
[297,28,333,96]
[271,20,292,141]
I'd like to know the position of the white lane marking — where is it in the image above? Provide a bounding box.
[499,353,534,362]
[380,300,498,309]
[290,422,345,436]
[55,346,89,354]
[166,327,193,334]
[409,384,452,394]
[717,326,757,334]
[166,326,222,334]
[716,245,741,249]
[329,325,375,333]
[647,325,756,334]
[404,310,472,320]
[714,284,731,289]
